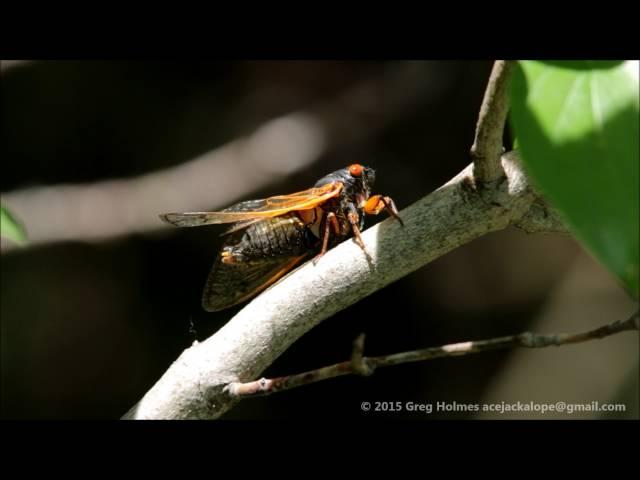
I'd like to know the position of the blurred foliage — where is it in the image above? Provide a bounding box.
[603,361,639,419]
[510,60,639,297]
[1,205,27,245]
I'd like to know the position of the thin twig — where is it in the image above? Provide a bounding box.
[226,311,639,398]
[471,60,514,184]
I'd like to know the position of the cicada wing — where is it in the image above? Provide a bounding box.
[202,253,308,312]
[159,212,231,227]
[219,218,264,236]
[160,182,342,228]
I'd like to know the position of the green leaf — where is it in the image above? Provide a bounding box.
[1,205,28,245]
[510,60,639,296]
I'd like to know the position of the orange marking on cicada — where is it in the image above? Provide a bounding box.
[297,207,320,227]
[221,251,237,264]
[364,195,404,226]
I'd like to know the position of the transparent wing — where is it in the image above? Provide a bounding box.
[202,254,308,311]
[160,182,342,227]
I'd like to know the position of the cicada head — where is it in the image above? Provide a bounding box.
[314,164,376,208]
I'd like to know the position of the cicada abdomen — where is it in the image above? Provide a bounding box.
[202,213,318,312]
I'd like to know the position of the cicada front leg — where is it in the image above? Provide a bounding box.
[364,195,404,226]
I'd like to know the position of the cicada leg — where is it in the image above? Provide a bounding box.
[347,211,366,250]
[364,195,404,226]
[313,212,341,264]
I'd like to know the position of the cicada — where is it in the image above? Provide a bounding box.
[160,164,402,311]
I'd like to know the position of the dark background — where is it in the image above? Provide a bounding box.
[1,60,637,419]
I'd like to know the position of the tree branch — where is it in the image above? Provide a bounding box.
[122,150,562,420]
[226,311,640,397]
[514,199,570,234]
[0,60,32,73]
[471,60,514,184]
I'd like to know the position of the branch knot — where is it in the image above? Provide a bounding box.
[351,333,374,376]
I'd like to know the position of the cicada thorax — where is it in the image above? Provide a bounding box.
[318,192,367,239]
[296,201,353,245]
[202,213,319,312]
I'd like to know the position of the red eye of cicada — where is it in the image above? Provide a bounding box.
[348,164,364,177]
